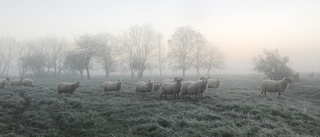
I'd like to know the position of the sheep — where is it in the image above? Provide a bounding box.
[153,82,161,91]
[0,79,8,89]
[135,79,154,93]
[261,78,291,97]
[101,80,124,93]
[22,78,34,87]
[207,78,222,90]
[10,78,23,86]
[180,77,210,100]
[159,77,183,99]
[0,78,9,88]
[57,81,80,95]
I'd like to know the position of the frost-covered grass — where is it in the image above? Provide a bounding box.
[0,75,320,136]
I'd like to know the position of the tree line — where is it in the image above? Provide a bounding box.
[0,25,224,79]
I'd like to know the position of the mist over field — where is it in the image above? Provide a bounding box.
[1,0,320,136]
[1,0,320,77]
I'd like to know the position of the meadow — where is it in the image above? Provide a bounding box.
[0,74,320,137]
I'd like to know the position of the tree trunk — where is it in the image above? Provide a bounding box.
[207,68,211,77]
[130,69,135,78]
[182,69,185,78]
[105,70,109,79]
[138,71,144,79]
[79,70,83,79]
[196,67,199,78]
[86,65,90,79]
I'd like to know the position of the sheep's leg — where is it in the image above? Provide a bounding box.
[278,92,281,97]
[177,93,180,100]
[165,93,167,99]
[159,93,163,99]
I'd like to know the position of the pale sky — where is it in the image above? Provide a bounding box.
[1,0,320,74]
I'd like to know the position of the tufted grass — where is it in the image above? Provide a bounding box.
[0,75,320,136]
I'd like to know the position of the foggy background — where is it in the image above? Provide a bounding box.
[1,0,319,77]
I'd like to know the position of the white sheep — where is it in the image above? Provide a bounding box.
[0,79,8,89]
[207,78,222,90]
[22,78,34,87]
[57,81,80,95]
[101,80,123,93]
[159,77,183,99]
[0,78,9,88]
[10,78,23,86]
[180,77,210,100]
[261,78,291,97]
[135,79,154,93]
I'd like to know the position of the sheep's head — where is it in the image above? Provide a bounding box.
[200,77,210,84]
[282,78,292,84]
[118,79,124,85]
[74,81,80,88]
[174,77,183,83]
[147,79,154,88]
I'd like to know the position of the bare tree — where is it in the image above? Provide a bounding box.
[44,37,70,78]
[75,34,103,79]
[119,24,161,78]
[191,35,208,78]
[156,33,166,78]
[0,36,17,77]
[64,51,86,79]
[168,26,202,77]
[204,44,224,77]
[21,53,46,78]
[17,41,32,78]
[97,32,118,78]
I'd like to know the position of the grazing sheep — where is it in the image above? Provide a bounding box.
[22,78,34,87]
[0,79,8,89]
[159,77,183,99]
[10,78,23,86]
[261,78,291,97]
[180,77,210,100]
[136,79,154,93]
[208,78,222,90]
[57,81,80,95]
[0,78,9,88]
[153,82,161,91]
[101,80,124,93]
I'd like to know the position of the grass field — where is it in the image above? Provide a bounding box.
[1,74,320,137]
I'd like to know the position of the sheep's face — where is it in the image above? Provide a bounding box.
[147,80,154,89]
[74,81,80,88]
[174,77,183,83]
[200,77,210,84]
[282,78,291,84]
[118,80,123,85]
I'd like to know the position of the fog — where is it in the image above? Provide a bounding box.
[1,0,320,76]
